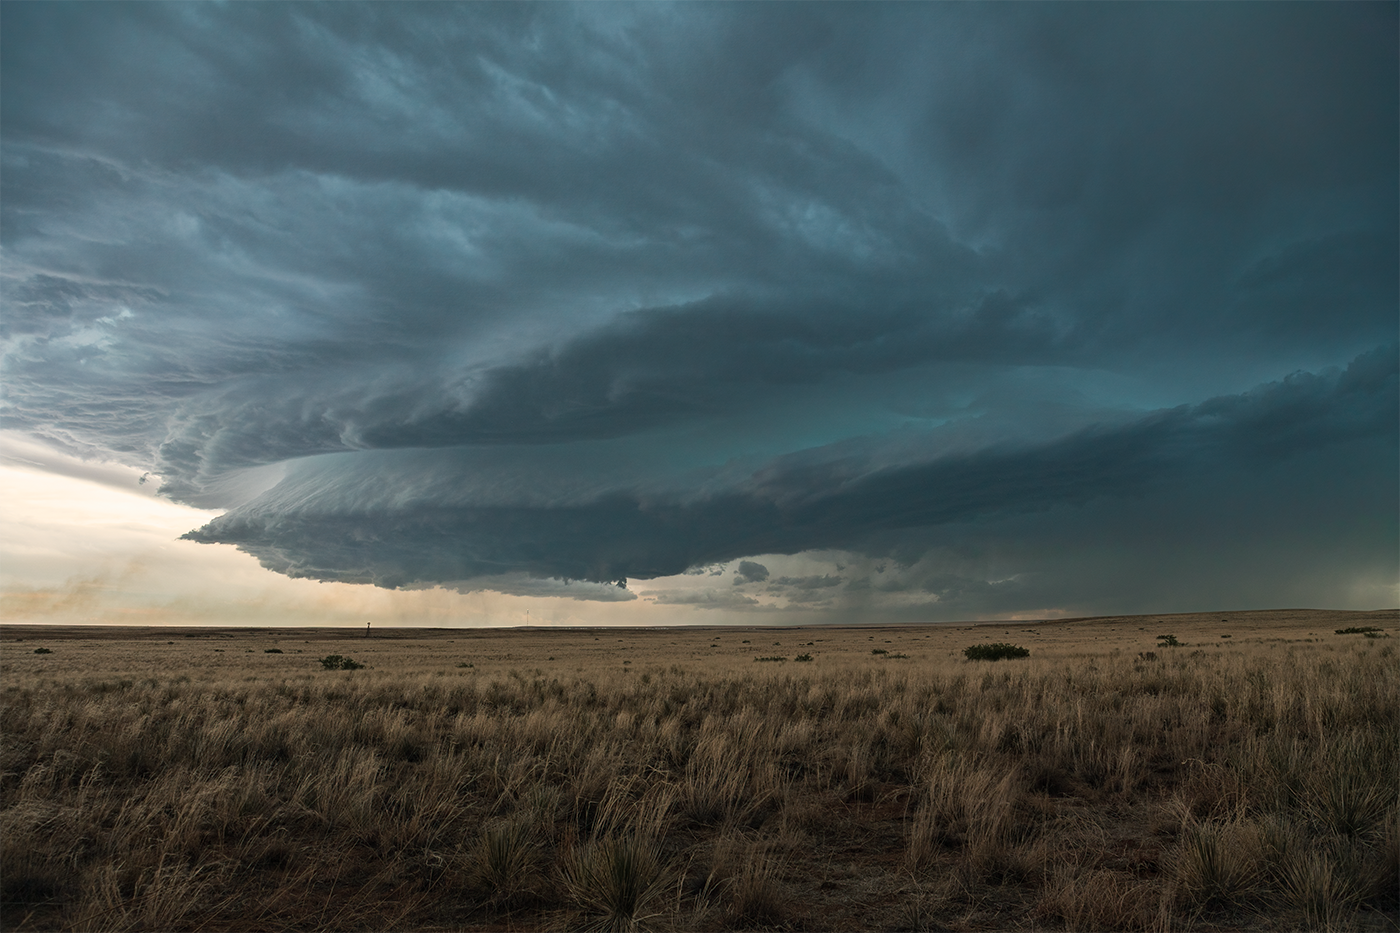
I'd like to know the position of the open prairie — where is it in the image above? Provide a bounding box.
[2,608,1396,932]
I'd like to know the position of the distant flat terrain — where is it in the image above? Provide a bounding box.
[3,607,1394,681]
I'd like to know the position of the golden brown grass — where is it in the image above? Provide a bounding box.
[1,609,1396,931]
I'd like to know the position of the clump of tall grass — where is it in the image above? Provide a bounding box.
[907,756,1021,871]
[691,836,789,930]
[69,855,227,932]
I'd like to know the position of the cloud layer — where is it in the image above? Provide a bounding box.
[181,349,1396,591]
[3,4,1395,617]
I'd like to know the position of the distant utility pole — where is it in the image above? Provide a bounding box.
[366,621,371,638]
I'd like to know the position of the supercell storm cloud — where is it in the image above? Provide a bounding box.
[2,4,1396,617]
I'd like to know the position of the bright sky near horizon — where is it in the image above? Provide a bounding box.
[2,4,1396,627]
[0,438,496,626]
[1,433,928,627]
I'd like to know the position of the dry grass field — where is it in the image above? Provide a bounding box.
[2,609,1396,932]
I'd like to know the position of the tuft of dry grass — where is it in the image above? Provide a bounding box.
[1034,865,1159,932]
[707,836,789,930]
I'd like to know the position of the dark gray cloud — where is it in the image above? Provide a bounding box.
[182,349,1396,594]
[734,561,769,585]
[2,4,1394,615]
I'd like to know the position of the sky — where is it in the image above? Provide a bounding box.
[1,3,1396,627]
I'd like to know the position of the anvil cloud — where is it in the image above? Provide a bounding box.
[3,3,1396,620]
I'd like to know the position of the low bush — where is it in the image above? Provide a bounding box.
[1336,627,1382,635]
[1157,634,1181,647]
[264,648,283,654]
[753,656,786,663]
[963,643,1029,661]
[318,655,364,670]
[32,648,51,655]
[794,653,813,662]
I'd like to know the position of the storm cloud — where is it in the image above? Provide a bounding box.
[180,347,1395,595]
[3,4,1395,617]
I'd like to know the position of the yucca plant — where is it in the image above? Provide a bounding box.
[471,820,539,906]
[1307,771,1393,841]
[1172,820,1260,909]
[1281,851,1364,929]
[563,835,669,932]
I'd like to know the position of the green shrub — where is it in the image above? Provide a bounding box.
[794,653,813,662]
[318,654,364,670]
[1335,626,1383,635]
[1157,634,1181,647]
[264,648,283,653]
[963,643,1030,661]
[871,648,888,655]
[754,656,786,662]
[32,647,52,655]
